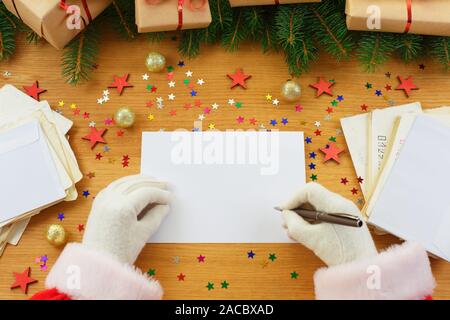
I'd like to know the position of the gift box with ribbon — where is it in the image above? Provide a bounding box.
[229,0,321,7]
[346,0,450,37]
[2,0,112,50]
[135,0,212,33]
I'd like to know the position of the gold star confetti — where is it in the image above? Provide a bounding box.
[58,101,65,107]
[208,123,215,130]
[148,114,155,121]
[265,94,272,101]
[70,103,77,109]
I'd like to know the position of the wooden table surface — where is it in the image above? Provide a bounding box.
[1,30,450,300]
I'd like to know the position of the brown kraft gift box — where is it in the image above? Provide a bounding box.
[135,0,212,33]
[2,0,112,50]
[346,0,450,37]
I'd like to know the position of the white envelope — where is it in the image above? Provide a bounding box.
[0,120,66,224]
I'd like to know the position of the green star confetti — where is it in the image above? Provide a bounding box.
[290,271,299,279]
[206,282,214,291]
[221,281,229,289]
[310,174,318,181]
[268,253,277,262]
[329,136,337,142]
[147,268,156,277]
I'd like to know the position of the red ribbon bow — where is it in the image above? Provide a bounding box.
[59,0,92,22]
[404,0,412,33]
[146,0,206,30]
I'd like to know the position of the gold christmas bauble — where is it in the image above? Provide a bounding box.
[281,79,302,102]
[145,51,166,72]
[114,107,135,128]
[46,224,67,246]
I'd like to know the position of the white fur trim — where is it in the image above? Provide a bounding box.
[314,242,435,300]
[45,243,163,300]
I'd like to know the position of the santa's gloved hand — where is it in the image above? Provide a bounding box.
[280,182,376,266]
[82,175,170,265]
[38,175,170,300]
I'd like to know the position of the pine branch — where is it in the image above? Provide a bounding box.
[0,3,18,29]
[395,34,423,62]
[275,5,318,75]
[26,29,41,44]
[208,0,233,38]
[222,8,249,51]
[357,32,397,73]
[147,32,166,43]
[261,10,278,53]
[428,36,450,71]
[309,0,354,61]
[178,29,204,58]
[61,24,99,85]
[0,13,16,61]
[108,0,137,40]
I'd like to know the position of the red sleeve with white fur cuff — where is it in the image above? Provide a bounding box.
[45,243,163,300]
[314,241,435,300]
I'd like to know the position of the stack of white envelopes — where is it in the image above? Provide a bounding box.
[341,103,450,261]
[0,84,81,255]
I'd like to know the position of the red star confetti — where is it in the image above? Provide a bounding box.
[117,130,124,137]
[82,127,107,149]
[396,75,418,97]
[320,142,344,163]
[357,176,364,184]
[108,74,133,95]
[122,155,130,167]
[351,187,358,195]
[77,224,85,232]
[227,68,251,89]
[314,129,322,136]
[341,177,349,185]
[177,273,186,281]
[310,77,334,97]
[326,107,334,114]
[169,109,177,116]
[95,153,103,160]
[197,254,206,263]
[10,267,37,294]
[360,104,368,111]
[23,81,46,101]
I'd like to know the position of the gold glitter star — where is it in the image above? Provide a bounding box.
[148,114,155,121]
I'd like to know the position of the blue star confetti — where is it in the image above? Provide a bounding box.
[190,90,197,97]
[57,212,64,221]
[281,118,288,125]
[82,190,90,198]
[337,95,344,101]
[309,151,317,159]
[308,163,316,170]
[305,137,312,144]
[270,119,277,126]
[178,60,185,67]
[247,250,255,259]
[375,90,382,96]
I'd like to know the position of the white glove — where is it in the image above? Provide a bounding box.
[280,183,377,266]
[82,175,170,265]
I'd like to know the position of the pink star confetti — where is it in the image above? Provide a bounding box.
[295,104,303,112]
[197,255,206,263]
[236,116,244,124]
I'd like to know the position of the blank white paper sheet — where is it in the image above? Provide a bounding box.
[141,131,305,243]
